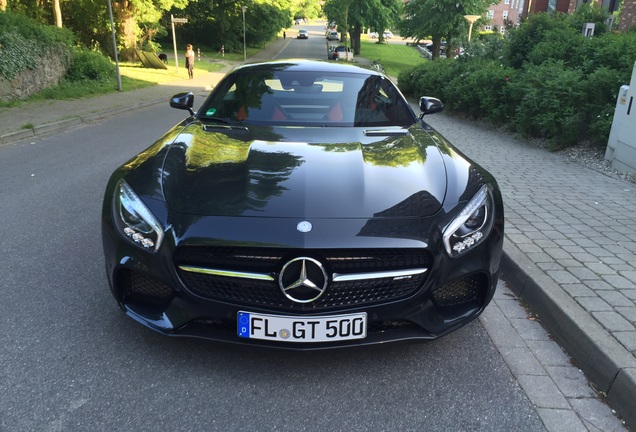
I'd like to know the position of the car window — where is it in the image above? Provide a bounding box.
[198,70,416,127]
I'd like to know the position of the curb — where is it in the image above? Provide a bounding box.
[501,241,636,430]
[0,98,166,146]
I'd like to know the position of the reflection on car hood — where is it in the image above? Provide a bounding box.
[161,123,448,218]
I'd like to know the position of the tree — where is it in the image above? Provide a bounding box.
[290,0,321,21]
[111,0,190,60]
[323,0,401,55]
[172,0,291,53]
[366,0,401,44]
[323,0,353,45]
[398,0,495,59]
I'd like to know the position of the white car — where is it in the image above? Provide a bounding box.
[369,32,378,39]
[383,31,393,39]
[297,29,308,39]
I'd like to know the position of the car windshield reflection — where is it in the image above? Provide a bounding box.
[198,69,416,128]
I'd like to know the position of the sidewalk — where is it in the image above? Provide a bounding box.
[1,38,635,429]
[423,113,636,430]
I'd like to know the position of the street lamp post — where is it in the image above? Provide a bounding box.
[241,6,247,61]
[464,15,481,43]
[107,0,122,91]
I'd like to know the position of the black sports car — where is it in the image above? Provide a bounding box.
[102,59,504,349]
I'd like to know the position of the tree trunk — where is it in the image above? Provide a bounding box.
[351,23,362,55]
[53,0,63,27]
[431,37,442,60]
[114,0,138,61]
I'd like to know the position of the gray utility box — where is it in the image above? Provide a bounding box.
[605,61,636,174]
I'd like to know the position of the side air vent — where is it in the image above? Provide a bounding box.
[364,130,409,137]
[204,125,249,135]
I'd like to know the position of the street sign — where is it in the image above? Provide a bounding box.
[172,17,188,23]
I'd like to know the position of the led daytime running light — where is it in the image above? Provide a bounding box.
[443,185,491,257]
[116,180,164,252]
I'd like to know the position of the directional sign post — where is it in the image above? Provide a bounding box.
[171,15,188,73]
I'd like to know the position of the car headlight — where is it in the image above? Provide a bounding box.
[113,179,164,252]
[443,185,493,258]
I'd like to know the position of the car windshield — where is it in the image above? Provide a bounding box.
[197,68,416,127]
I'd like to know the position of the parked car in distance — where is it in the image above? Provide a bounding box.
[297,29,308,39]
[369,32,378,39]
[332,45,352,61]
[425,41,448,56]
[326,30,339,41]
[327,45,336,60]
[383,30,393,39]
[102,59,504,349]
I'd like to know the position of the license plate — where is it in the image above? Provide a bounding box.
[237,311,367,342]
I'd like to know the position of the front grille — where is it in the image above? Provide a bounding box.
[431,273,487,308]
[175,247,431,311]
[118,269,175,308]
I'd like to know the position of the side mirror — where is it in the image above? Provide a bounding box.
[170,92,195,116]
[419,97,444,116]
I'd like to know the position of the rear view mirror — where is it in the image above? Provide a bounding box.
[170,92,195,115]
[419,97,444,116]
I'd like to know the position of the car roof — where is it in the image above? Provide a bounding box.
[232,59,378,76]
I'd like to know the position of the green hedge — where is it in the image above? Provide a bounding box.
[398,7,636,150]
[65,49,115,82]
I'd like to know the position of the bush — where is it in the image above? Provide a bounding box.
[65,49,115,81]
[445,60,518,123]
[526,26,587,67]
[511,61,586,149]
[585,31,636,75]
[397,6,635,151]
[398,59,460,102]
[503,13,564,69]
[0,11,74,80]
[584,67,626,146]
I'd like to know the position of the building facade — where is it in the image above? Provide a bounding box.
[482,0,633,32]
[484,0,525,32]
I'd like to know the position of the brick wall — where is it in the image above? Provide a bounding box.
[619,0,636,31]
[0,49,67,102]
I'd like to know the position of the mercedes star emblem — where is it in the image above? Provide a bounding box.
[297,221,312,233]
[278,257,328,303]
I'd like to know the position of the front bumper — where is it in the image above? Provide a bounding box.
[102,215,503,349]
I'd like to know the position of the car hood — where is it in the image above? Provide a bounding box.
[161,123,448,218]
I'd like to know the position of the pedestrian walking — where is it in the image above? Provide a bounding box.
[185,44,195,79]
[283,31,286,40]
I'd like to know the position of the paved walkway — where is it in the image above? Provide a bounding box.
[1,37,635,430]
[423,114,636,430]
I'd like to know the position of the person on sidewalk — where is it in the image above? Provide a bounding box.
[185,44,195,79]
[283,31,286,40]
